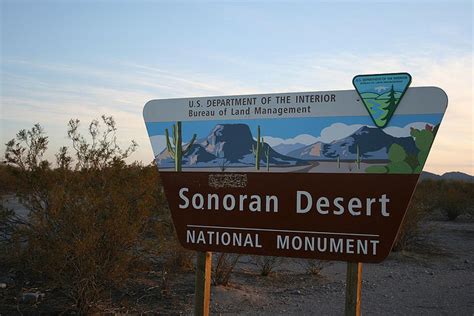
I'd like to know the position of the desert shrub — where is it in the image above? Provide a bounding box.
[253,255,282,276]
[393,180,437,251]
[2,116,161,313]
[152,199,195,273]
[300,259,331,275]
[212,253,240,286]
[0,163,19,195]
[162,239,195,272]
[436,180,473,220]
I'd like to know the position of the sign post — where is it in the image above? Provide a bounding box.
[143,75,447,314]
[194,251,212,316]
[345,262,362,316]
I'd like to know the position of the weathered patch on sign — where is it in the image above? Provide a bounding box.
[208,174,247,189]
[143,86,447,263]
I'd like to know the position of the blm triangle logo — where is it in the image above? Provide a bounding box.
[353,73,412,128]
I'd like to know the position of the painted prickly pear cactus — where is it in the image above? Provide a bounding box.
[365,124,438,174]
[410,124,437,173]
[165,121,197,171]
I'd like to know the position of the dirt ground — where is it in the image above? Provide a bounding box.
[1,219,473,315]
[207,220,474,315]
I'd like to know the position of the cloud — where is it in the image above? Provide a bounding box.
[265,123,365,147]
[264,134,318,146]
[383,122,432,138]
[318,123,365,143]
[0,59,259,164]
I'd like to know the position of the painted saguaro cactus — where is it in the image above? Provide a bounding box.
[165,121,197,172]
[251,125,262,170]
[356,145,361,169]
[264,144,270,171]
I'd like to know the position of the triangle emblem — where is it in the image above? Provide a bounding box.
[353,73,412,128]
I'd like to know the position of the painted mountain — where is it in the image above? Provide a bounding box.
[286,126,417,161]
[273,143,306,155]
[156,124,305,168]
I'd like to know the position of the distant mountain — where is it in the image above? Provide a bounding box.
[441,172,474,182]
[420,171,473,182]
[156,124,305,168]
[419,171,441,181]
[287,126,417,161]
[288,142,326,160]
[273,143,306,155]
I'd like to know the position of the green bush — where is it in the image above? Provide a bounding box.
[387,144,412,174]
[388,143,407,162]
[365,165,388,173]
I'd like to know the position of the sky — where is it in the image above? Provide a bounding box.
[1,0,472,174]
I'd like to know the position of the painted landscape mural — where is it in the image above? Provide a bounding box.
[146,114,443,174]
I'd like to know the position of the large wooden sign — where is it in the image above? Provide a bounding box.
[143,86,447,263]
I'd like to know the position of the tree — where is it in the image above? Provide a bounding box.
[382,85,397,121]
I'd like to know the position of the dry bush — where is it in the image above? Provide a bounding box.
[2,117,162,313]
[0,163,19,195]
[436,180,473,220]
[391,179,473,251]
[393,180,437,251]
[212,253,240,286]
[300,259,331,275]
[253,255,282,276]
[152,202,195,273]
[163,240,195,272]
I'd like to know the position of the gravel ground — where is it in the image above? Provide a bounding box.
[208,220,474,315]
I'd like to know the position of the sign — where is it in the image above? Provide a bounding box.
[353,73,412,128]
[143,87,447,263]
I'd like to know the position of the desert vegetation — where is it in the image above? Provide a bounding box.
[0,118,472,313]
[0,117,169,313]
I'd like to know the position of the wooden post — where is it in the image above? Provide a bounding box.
[345,262,362,316]
[194,251,212,316]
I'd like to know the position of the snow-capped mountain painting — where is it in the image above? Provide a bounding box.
[156,124,304,168]
[286,126,417,161]
[146,113,444,174]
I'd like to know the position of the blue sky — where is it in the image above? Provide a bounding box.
[1,1,472,174]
